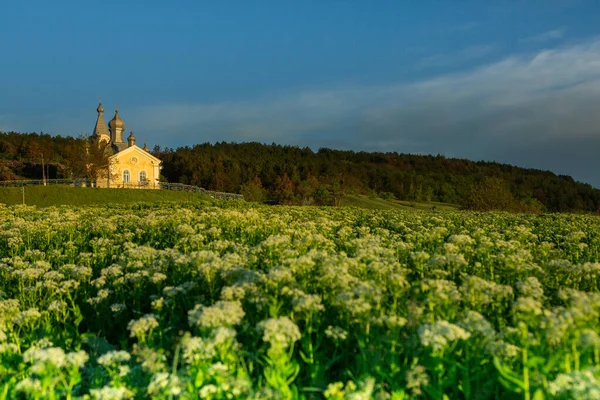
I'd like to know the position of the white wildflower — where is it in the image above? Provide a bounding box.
[23,346,67,373]
[128,314,159,338]
[183,336,215,364]
[220,285,247,301]
[259,316,301,349]
[147,372,183,397]
[212,327,237,347]
[132,343,167,373]
[15,378,43,395]
[406,365,429,397]
[580,329,600,349]
[411,251,431,265]
[48,300,67,313]
[285,288,325,314]
[97,350,131,366]
[487,340,521,359]
[110,303,127,314]
[90,386,134,400]
[548,368,600,400]
[418,320,471,352]
[188,300,245,329]
[513,297,544,318]
[516,277,544,300]
[67,350,89,368]
[325,325,348,342]
[87,289,112,305]
[151,297,166,312]
[199,384,219,398]
[458,310,496,337]
[151,272,167,284]
[449,234,475,246]
[0,343,19,354]
[267,266,295,285]
[13,308,41,325]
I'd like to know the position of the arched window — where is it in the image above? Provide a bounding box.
[139,170,147,183]
[123,170,130,183]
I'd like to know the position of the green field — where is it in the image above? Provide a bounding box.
[0,187,458,212]
[2,202,600,399]
[341,194,459,211]
[0,185,212,207]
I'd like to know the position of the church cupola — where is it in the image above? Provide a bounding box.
[109,108,126,144]
[143,142,149,152]
[128,131,136,147]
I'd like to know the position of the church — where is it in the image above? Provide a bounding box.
[92,102,161,189]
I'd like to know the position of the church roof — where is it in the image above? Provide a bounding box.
[93,102,110,138]
[111,142,129,153]
[109,144,161,164]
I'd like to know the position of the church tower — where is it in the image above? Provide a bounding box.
[109,108,128,152]
[127,130,136,147]
[92,103,111,143]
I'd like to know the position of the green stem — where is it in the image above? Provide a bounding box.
[523,347,530,400]
[572,340,580,372]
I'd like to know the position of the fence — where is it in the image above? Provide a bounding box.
[0,179,244,200]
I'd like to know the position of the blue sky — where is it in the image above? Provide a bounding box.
[2,1,600,185]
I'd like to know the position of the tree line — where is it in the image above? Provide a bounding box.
[1,131,600,213]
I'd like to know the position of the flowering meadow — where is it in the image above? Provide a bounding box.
[2,201,600,399]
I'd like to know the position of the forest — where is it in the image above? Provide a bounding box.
[1,130,599,213]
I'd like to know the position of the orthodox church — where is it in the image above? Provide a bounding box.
[92,102,161,188]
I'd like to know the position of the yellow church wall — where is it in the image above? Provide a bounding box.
[96,146,161,189]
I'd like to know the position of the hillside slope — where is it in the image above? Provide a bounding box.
[1,131,599,212]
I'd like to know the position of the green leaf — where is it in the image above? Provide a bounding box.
[493,357,525,391]
[390,390,407,400]
[80,334,114,354]
[527,356,546,368]
[532,388,546,400]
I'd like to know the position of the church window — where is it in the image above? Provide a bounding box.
[139,170,147,183]
[123,170,130,183]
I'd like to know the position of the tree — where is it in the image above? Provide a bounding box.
[26,141,49,184]
[465,177,516,211]
[275,173,295,204]
[64,136,115,185]
[330,181,345,206]
[312,186,330,206]
[241,176,265,203]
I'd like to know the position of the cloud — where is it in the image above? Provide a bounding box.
[416,45,495,69]
[129,38,600,186]
[520,28,566,43]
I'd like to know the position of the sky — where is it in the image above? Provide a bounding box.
[2,1,600,186]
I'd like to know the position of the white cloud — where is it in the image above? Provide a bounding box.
[520,28,566,43]
[416,45,495,69]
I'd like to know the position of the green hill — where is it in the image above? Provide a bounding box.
[2,131,600,212]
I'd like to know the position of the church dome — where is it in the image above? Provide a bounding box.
[109,109,125,130]
[97,102,104,113]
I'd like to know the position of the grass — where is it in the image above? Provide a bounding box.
[340,194,459,211]
[0,185,213,207]
[0,186,458,211]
